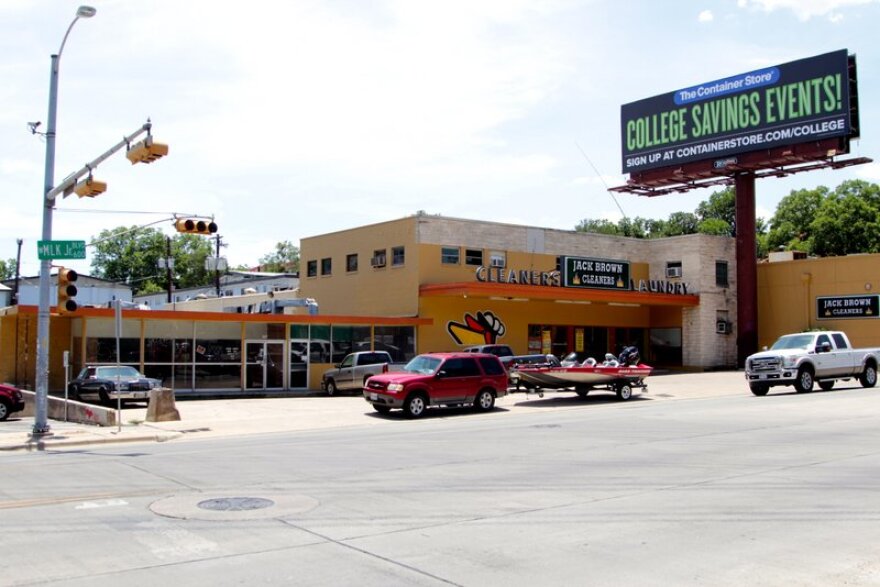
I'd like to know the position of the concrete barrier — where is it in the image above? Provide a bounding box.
[146,388,180,422]
[20,390,118,427]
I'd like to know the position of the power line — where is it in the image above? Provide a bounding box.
[575,141,628,221]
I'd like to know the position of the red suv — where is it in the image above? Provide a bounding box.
[0,383,26,422]
[363,352,509,418]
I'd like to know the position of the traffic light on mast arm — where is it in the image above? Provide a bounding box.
[126,136,169,164]
[56,267,78,315]
[174,218,218,235]
[73,176,107,198]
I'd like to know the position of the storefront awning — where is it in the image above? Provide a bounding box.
[420,282,699,307]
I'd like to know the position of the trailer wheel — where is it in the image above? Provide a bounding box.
[616,383,633,401]
[576,389,590,398]
[859,363,877,388]
[794,367,814,393]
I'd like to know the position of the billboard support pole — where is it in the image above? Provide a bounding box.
[735,172,758,366]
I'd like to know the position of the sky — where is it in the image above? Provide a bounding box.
[2,0,879,278]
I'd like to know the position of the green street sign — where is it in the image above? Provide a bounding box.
[37,240,86,260]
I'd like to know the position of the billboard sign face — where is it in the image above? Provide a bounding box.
[621,50,851,173]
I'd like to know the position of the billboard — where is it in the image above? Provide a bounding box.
[621,50,853,174]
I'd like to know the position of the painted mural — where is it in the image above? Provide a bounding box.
[447,310,507,346]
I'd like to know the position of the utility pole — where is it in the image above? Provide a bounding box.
[13,238,22,305]
[215,234,222,298]
[165,236,173,304]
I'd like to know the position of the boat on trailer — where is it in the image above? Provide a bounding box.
[509,347,652,401]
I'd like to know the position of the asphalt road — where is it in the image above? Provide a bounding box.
[3,384,880,586]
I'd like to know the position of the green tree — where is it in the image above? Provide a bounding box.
[0,258,15,280]
[574,218,620,235]
[809,180,880,256]
[696,187,736,229]
[696,218,731,236]
[258,240,300,272]
[661,211,699,236]
[765,186,828,252]
[90,226,214,294]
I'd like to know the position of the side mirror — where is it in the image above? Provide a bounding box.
[818,342,832,353]
[436,370,448,378]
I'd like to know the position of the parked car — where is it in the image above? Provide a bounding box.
[462,344,515,357]
[321,351,406,396]
[0,383,26,422]
[745,330,879,395]
[68,365,162,405]
[363,352,509,418]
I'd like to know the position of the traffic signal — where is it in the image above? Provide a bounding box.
[174,218,218,235]
[57,267,78,315]
[73,177,107,197]
[126,136,169,164]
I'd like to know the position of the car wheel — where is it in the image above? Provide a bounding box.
[473,389,495,412]
[616,383,633,401]
[575,387,590,398]
[794,367,814,393]
[68,385,81,401]
[372,404,391,415]
[818,381,835,391]
[859,364,877,388]
[403,393,427,419]
[98,386,111,405]
[326,380,338,397]
[750,383,770,396]
[0,398,10,421]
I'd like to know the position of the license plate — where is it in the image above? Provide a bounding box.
[370,392,378,401]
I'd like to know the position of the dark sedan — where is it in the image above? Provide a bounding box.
[68,366,161,405]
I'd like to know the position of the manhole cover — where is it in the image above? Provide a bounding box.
[151,493,319,521]
[198,497,274,512]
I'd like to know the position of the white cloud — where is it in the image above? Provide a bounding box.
[698,10,715,22]
[737,0,878,20]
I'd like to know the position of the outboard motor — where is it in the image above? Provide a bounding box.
[618,346,640,366]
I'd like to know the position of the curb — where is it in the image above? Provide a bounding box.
[0,430,183,452]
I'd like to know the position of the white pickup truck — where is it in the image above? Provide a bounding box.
[745,331,879,396]
[321,351,403,396]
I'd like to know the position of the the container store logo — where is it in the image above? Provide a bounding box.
[447,311,506,345]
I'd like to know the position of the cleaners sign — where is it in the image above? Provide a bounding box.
[817,295,879,319]
[620,50,853,173]
[562,256,630,290]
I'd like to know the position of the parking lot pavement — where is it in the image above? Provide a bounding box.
[0,370,748,452]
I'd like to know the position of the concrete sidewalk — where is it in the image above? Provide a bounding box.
[0,371,748,452]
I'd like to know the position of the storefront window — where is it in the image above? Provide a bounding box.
[649,328,682,366]
[331,325,371,362]
[194,322,242,364]
[309,325,332,362]
[373,326,415,361]
[83,318,140,364]
[244,322,286,340]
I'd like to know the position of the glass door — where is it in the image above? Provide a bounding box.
[245,340,285,390]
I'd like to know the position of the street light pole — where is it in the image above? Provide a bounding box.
[33,5,96,436]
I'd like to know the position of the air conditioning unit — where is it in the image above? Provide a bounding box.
[666,266,683,278]
[490,257,505,268]
[370,256,386,268]
[716,320,730,334]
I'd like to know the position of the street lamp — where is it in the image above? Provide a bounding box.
[33,6,97,436]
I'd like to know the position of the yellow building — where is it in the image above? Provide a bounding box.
[757,252,880,349]
[299,215,739,369]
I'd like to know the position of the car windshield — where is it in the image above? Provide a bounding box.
[770,335,814,351]
[403,355,442,375]
[95,366,140,378]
